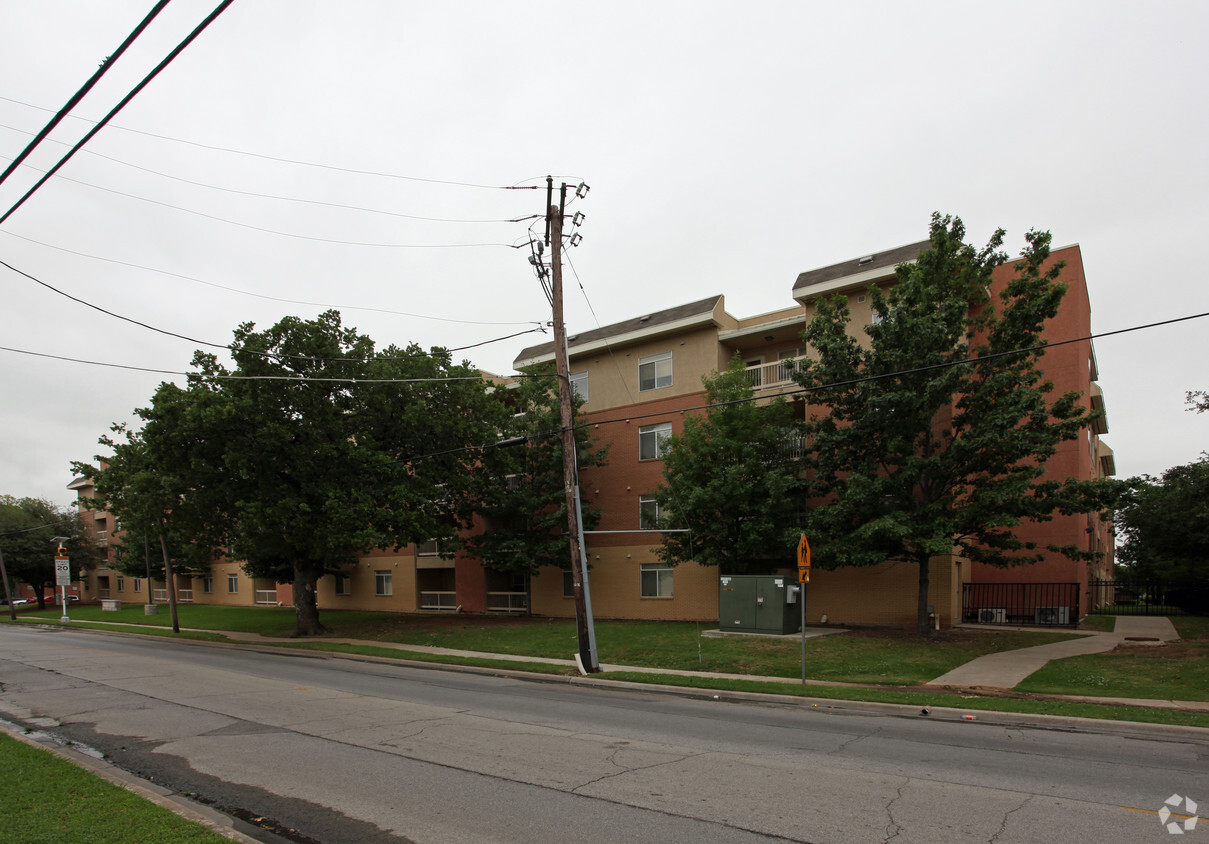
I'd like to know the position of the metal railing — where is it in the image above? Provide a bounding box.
[254,589,278,605]
[97,589,111,599]
[419,590,456,610]
[177,589,193,603]
[961,582,1079,626]
[744,358,801,390]
[95,530,108,546]
[486,591,528,613]
[153,589,166,602]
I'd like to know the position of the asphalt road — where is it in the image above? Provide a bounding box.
[1,624,1205,843]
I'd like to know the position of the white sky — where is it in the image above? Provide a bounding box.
[2,0,1206,507]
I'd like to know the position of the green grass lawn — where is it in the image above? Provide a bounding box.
[1017,615,1209,701]
[0,733,232,844]
[14,604,1077,686]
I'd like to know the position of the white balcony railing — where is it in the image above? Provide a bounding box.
[254,589,278,605]
[486,591,529,613]
[744,357,802,391]
[95,530,108,546]
[419,590,457,611]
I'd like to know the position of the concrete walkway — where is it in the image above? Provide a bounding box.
[926,616,1181,689]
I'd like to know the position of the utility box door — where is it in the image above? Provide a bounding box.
[719,575,801,635]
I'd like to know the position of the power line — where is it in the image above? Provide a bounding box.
[0,130,537,224]
[0,255,547,363]
[0,343,545,383]
[0,229,541,327]
[0,1,236,227]
[0,1,170,189]
[0,95,559,193]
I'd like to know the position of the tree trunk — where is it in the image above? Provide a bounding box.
[916,554,932,637]
[292,564,329,637]
[158,531,180,633]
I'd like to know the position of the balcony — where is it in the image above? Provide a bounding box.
[486,591,529,614]
[743,358,803,392]
[95,530,108,547]
[419,590,457,611]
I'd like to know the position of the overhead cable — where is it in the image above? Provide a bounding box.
[0,0,236,227]
[0,1,170,189]
[0,230,540,326]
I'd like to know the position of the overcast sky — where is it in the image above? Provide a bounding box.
[2,0,1206,508]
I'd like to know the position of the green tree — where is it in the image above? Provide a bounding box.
[795,214,1122,634]
[653,356,806,573]
[0,496,92,609]
[459,373,607,579]
[82,311,498,636]
[1116,456,1209,612]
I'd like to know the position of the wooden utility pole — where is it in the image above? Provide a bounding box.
[549,181,599,673]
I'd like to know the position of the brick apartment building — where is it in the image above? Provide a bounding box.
[71,241,1114,628]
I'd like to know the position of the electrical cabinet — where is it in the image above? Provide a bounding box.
[718,575,801,634]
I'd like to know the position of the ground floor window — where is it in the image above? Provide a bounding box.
[203,576,213,593]
[227,574,238,593]
[116,576,124,592]
[375,570,392,596]
[335,573,351,596]
[640,563,673,598]
[133,578,141,593]
[562,568,574,597]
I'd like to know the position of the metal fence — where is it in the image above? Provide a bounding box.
[961,582,1080,626]
[1088,579,1197,616]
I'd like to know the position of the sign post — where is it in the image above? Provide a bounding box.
[54,548,71,623]
[797,535,810,683]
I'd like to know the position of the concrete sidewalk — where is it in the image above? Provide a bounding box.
[926,616,1181,689]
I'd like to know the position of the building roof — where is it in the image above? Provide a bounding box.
[513,295,724,368]
[791,239,930,300]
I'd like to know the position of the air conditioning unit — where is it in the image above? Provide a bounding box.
[977,608,1007,624]
[1034,607,1070,625]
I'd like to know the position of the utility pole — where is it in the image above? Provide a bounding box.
[547,178,599,673]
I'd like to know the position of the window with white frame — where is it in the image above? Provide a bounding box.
[335,574,351,596]
[227,574,238,593]
[639,495,662,529]
[641,563,673,598]
[375,570,392,596]
[116,576,124,592]
[203,576,213,593]
[133,578,141,593]
[638,351,672,391]
[570,370,589,402]
[639,422,672,460]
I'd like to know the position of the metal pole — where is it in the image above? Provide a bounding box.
[800,585,806,684]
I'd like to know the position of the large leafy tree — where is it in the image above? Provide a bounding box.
[459,373,607,578]
[0,496,92,610]
[81,311,498,636]
[795,214,1122,634]
[1115,456,1209,613]
[654,357,807,573]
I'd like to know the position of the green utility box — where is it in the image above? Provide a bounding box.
[718,574,801,635]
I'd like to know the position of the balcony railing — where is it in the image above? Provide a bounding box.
[744,357,802,391]
[254,589,278,605]
[419,590,457,611]
[151,588,195,603]
[95,530,108,547]
[486,591,529,613]
[97,589,111,599]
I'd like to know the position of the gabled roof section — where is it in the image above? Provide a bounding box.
[513,295,724,369]
[792,240,930,302]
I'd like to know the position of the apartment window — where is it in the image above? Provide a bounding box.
[116,576,124,593]
[639,423,672,460]
[639,495,662,529]
[203,576,213,594]
[335,574,351,596]
[562,569,574,597]
[570,370,589,402]
[638,351,672,391]
[375,571,393,596]
[641,563,673,598]
[227,574,238,593]
[133,578,141,593]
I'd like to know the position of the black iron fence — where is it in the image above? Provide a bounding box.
[961,582,1080,626]
[1088,579,1204,616]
